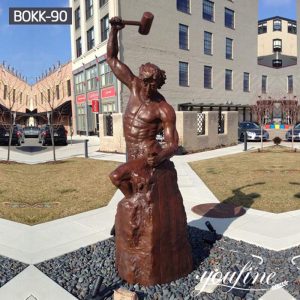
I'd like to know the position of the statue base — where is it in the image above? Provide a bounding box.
[114,160,193,286]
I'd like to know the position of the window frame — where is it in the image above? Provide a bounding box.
[179,61,189,87]
[179,23,189,50]
[74,7,80,29]
[225,8,235,29]
[204,31,213,55]
[101,14,109,42]
[273,19,282,31]
[225,37,233,59]
[225,69,233,91]
[177,0,190,14]
[243,72,250,92]
[287,75,293,93]
[203,0,214,22]
[204,65,213,89]
[76,37,82,57]
[85,0,93,20]
[87,27,95,51]
[262,75,267,94]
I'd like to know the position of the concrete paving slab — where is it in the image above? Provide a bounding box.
[260,288,296,300]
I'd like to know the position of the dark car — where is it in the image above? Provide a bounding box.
[0,124,22,146]
[286,123,300,141]
[238,122,269,141]
[41,124,68,146]
[24,126,40,138]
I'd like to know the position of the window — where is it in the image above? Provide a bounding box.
[99,0,108,7]
[75,72,85,94]
[243,72,250,92]
[273,39,282,52]
[101,15,109,42]
[13,89,16,102]
[56,85,60,99]
[75,7,80,29]
[40,92,43,104]
[87,27,95,51]
[179,62,189,86]
[177,0,190,13]
[204,31,212,55]
[100,61,114,87]
[47,89,51,102]
[203,0,214,22]
[204,66,212,89]
[85,0,93,19]
[273,59,282,68]
[273,19,281,31]
[179,24,189,50]
[20,92,22,104]
[35,95,37,106]
[225,8,234,29]
[288,22,297,34]
[262,75,267,94]
[3,85,7,100]
[86,65,97,91]
[226,38,233,59]
[258,22,267,34]
[225,69,232,90]
[288,75,293,93]
[67,80,72,97]
[76,37,82,57]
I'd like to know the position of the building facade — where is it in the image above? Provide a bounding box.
[70,0,300,135]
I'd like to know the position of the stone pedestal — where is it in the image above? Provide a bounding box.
[114,160,193,286]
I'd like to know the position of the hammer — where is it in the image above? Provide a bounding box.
[110,12,154,35]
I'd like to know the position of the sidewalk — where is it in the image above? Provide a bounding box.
[0,141,298,299]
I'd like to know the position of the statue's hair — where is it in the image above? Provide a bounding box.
[139,63,166,89]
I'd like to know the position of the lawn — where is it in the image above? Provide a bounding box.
[189,146,300,213]
[0,158,120,225]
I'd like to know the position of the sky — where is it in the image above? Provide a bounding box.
[0,0,297,84]
[259,0,296,20]
[0,0,71,84]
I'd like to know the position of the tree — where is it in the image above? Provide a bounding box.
[280,99,299,149]
[251,99,274,150]
[0,67,27,161]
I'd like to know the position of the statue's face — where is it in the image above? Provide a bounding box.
[143,78,158,97]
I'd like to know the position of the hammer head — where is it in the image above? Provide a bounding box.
[139,12,154,35]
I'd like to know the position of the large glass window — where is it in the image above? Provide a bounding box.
[101,14,109,42]
[273,19,282,31]
[75,7,80,29]
[86,65,97,91]
[85,0,93,19]
[262,75,267,94]
[100,61,114,87]
[75,72,85,94]
[204,31,212,55]
[225,8,234,29]
[99,0,108,8]
[226,38,233,59]
[273,39,282,52]
[177,0,190,13]
[204,66,212,89]
[243,72,250,92]
[288,75,293,93]
[179,24,189,50]
[258,22,267,34]
[288,22,297,34]
[76,37,82,57]
[225,69,232,90]
[179,62,189,86]
[203,0,214,22]
[87,27,95,51]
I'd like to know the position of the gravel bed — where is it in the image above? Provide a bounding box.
[0,255,28,288]
[36,227,300,300]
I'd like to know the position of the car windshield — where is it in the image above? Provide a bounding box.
[295,124,300,130]
[239,123,260,129]
[25,127,39,130]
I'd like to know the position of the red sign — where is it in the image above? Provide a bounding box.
[92,100,99,113]
[88,91,99,101]
[76,94,86,103]
[101,86,116,99]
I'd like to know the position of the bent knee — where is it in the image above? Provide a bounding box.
[109,171,121,186]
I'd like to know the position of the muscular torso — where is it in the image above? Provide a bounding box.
[124,82,164,160]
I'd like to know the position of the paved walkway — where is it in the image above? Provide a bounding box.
[0,141,298,299]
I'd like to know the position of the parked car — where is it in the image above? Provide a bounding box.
[40,124,68,146]
[24,126,40,138]
[238,122,269,141]
[285,123,300,141]
[38,125,47,143]
[0,124,22,146]
[14,124,25,143]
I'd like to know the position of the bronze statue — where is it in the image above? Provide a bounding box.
[107,14,193,286]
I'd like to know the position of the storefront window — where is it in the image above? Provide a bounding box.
[86,65,97,91]
[99,61,114,87]
[74,72,85,94]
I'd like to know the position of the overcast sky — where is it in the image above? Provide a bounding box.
[0,0,297,84]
